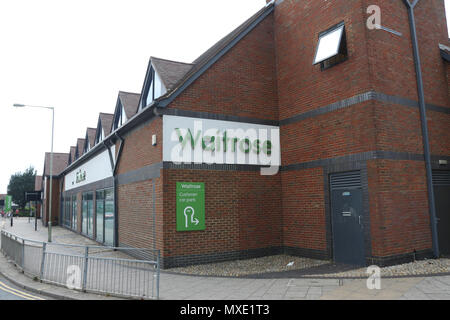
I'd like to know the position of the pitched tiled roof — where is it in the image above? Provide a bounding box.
[151,57,193,91]
[34,175,42,191]
[76,138,85,158]
[43,153,69,176]
[86,128,97,148]
[99,113,114,136]
[69,146,76,163]
[118,91,140,120]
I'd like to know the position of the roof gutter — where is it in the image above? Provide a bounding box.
[403,0,439,258]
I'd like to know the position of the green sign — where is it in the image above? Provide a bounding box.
[4,195,12,213]
[176,182,205,231]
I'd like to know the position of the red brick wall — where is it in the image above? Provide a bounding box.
[364,0,449,106]
[274,0,448,262]
[429,110,450,156]
[367,159,432,257]
[373,101,423,154]
[274,0,371,120]
[362,0,449,258]
[42,177,61,226]
[115,118,164,251]
[363,0,450,158]
[281,102,377,166]
[115,118,162,175]
[409,0,449,107]
[168,14,278,121]
[118,176,163,251]
[162,169,282,258]
[281,168,327,252]
[446,61,450,105]
[155,11,283,261]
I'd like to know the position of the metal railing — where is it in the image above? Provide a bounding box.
[0,229,160,299]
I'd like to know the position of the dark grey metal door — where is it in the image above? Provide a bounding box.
[433,170,450,256]
[330,171,365,266]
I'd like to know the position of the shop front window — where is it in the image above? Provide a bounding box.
[96,190,104,243]
[104,189,115,246]
[72,195,77,230]
[94,188,114,246]
[82,192,93,237]
[65,197,71,228]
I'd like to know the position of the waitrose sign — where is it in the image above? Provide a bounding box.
[163,115,280,166]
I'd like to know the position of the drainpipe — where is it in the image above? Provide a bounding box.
[402,0,439,258]
[113,132,125,248]
[103,140,114,246]
[104,135,122,248]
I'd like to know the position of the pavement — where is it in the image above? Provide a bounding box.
[1,217,450,300]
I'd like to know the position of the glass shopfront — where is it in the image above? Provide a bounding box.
[104,189,114,246]
[95,191,104,243]
[82,192,94,238]
[72,194,77,230]
[64,187,114,245]
[95,188,114,246]
[62,195,77,231]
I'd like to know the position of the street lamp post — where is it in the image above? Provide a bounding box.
[13,103,55,242]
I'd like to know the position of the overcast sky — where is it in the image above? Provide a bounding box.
[0,0,449,194]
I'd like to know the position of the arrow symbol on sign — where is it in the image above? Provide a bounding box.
[184,206,196,228]
[192,217,199,225]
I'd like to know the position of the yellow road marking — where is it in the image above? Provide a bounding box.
[0,280,45,300]
[0,284,36,300]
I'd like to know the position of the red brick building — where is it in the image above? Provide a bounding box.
[34,175,42,218]
[41,152,69,226]
[49,0,449,268]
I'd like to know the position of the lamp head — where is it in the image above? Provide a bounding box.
[13,104,26,108]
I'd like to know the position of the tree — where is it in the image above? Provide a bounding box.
[7,166,36,209]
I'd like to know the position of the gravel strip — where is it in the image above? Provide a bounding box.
[307,258,450,278]
[166,255,450,278]
[167,255,329,277]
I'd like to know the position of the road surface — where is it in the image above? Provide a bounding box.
[0,275,48,300]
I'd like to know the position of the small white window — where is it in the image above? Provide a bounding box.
[154,71,166,99]
[85,139,91,152]
[313,24,345,65]
[144,67,167,108]
[120,106,127,126]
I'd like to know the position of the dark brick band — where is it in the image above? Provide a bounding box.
[156,91,449,129]
[161,151,447,173]
[116,162,163,186]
